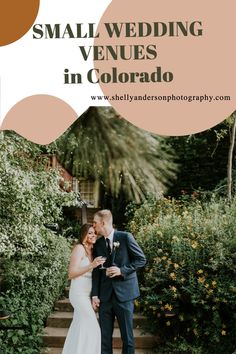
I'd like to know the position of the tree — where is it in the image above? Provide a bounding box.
[167,121,232,197]
[56,107,177,203]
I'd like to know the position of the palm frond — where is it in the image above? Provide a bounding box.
[56,107,177,202]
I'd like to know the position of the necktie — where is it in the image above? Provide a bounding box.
[106,238,112,255]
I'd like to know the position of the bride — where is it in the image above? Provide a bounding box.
[62,223,105,354]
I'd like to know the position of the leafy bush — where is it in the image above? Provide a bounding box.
[0,131,76,258]
[0,131,76,353]
[128,197,236,354]
[0,234,70,354]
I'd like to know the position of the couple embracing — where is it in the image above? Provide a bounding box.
[62,209,146,354]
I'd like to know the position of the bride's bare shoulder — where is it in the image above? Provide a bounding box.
[72,243,86,255]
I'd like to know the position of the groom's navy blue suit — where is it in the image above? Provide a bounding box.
[92,230,146,354]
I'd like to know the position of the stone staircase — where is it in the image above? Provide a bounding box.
[42,288,158,354]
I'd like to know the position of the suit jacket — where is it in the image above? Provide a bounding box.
[91,230,146,302]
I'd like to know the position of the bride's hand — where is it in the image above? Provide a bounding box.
[92,297,100,311]
[91,256,106,269]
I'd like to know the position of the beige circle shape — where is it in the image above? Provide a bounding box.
[94,0,236,135]
[1,95,78,144]
[0,0,40,46]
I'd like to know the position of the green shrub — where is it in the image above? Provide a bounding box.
[0,131,77,259]
[128,197,236,354]
[0,131,76,353]
[0,234,70,354]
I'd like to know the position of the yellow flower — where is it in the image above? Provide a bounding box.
[191,241,199,249]
[221,330,226,336]
[179,314,184,321]
[170,286,177,292]
[170,272,177,280]
[197,269,204,274]
[198,276,205,283]
[174,263,180,269]
[181,277,186,283]
[162,256,167,260]
[212,281,217,288]
[164,304,173,311]
[166,321,171,326]
[204,283,209,288]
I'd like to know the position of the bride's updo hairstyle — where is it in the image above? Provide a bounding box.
[78,223,93,246]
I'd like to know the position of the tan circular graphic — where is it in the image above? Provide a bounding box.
[95,0,236,135]
[0,0,40,46]
[1,95,78,144]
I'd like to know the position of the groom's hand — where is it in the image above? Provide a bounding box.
[92,296,100,311]
[107,266,121,278]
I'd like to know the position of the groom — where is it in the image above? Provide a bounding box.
[92,209,146,354]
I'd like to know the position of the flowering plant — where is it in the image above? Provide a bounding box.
[127,197,236,354]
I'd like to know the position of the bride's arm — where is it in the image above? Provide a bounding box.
[68,245,103,280]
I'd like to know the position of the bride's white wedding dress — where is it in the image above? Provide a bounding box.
[62,256,101,354]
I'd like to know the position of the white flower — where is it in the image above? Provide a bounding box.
[113,241,120,249]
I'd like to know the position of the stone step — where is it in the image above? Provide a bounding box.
[46,348,155,354]
[47,311,146,329]
[64,287,69,298]
[55,297,144,315]
[42,327,158,349]
[54,299,73,312]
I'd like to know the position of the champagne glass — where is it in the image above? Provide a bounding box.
[99,257,107,269]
